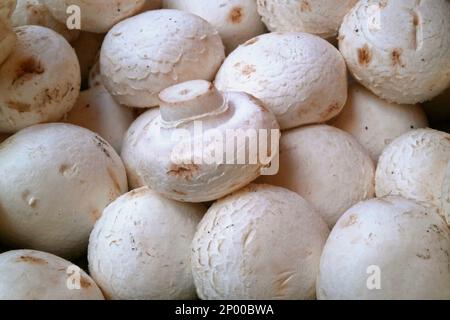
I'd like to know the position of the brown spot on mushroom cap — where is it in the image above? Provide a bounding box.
[319,102,341,121]
[229,7,244,24]
[93,135,111,158]
[13,57,44,85]
[80,276,92,288]
[358,45,372,66]
[167,164,199,181]
[391,49,404,67]
[91,209,101,221]
[17,255,48,265]
[300,0,312,12]
[341,214,358,228]
[241,64,256,76]
[6,101,32,113]
[379,0,388,9]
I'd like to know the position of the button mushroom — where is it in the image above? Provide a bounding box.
[0,123,128,258]
[0,15,16,65]
[339,0,450,104]
[215,32,348,130]
[317,196,450,300]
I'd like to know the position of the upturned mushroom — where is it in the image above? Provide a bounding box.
[317,196,450,300]
[0,123,128,258]
[0,250,104,300]
[0,25,80,133]
[121,80,280,202]
[215,32,348,130]
[192,184,329,300]
[0,15,16,65]
[376,128,450,209]
[257,0,358,41]
[88,186,205,300]
[163,0,266,53]
[339,0,450,104]
[259,125,375,227]
[331,83,428,161]
[100,9,225,108]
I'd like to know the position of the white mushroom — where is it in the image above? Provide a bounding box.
[121,80,280,202]
[259,125,375,227]
[376,128,450,210]
[192,184,329,300]
[317,196,450,300]
[257,0,358,41]
[100,9,225,108]
[423,88,450,123]
[339,0,450,104]
[163,0,266,53]
[0,123,128,258]
[88,186,205,300]
[331,83,429,161]
[0,15,16,65]
[42,0,147,33]
[0,0,16,20]
[215,32,348,130]
[0,25,80,133]
[442,163,450,225]
[0,250,104,300]
[65,85,134,153]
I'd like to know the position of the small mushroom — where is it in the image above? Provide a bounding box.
[442,163,450,225]
[331,83,429,161]
[0,123,128,258]
[257,0,358,41]
[317,196,450,300]
[0,25,80,133]
[163,0,266,53]
[192,184,329,300]
[100,9,225,108]
[376,128,450,209]
[215,32,348,130]
[259,125,375,227]
[0,0,16,20]
[0,15,16,65]
[339,0,450,104]
[0,250,104,300]
[88,186,205,300]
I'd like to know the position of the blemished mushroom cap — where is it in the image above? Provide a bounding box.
[215,32,348,130]
[100,9,225,108]
[259,125,375,227]
[0,15,16,65]
[192,184,329,300]
[0,25,80,133]
[163,0,266,54]
[443,163,450,225]
[88,186,205,300]
[0,123,128,258]
[0,0,16,20]
[65,85,134,153]
[257,0,357,40]
[0,250,104,300]
[42,0,147,33]
[376,128,450,209]
[331,83,429,161]
[317,196,450,300]
[339,0,450,104]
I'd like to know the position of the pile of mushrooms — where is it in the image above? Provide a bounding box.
[0,0,449,300]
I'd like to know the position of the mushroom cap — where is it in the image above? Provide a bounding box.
[42,0,147,33]
[0,123,128,258]
[163,0,266,54]
[331,83,428,161]
[259,125,375,227]
[0,15,16,65]
[443,163,450,225]
[192,184,329,300]
[317,196,450,300]
[88,186,205,300]
[0,25,80,133]
[423,88,450,123]
[257,0,357,40]
[65,85,135,153]
[339,0,450,104]
[215,32,347,130]
[376,128,450,209]
[0,0,16,20]
[100,9,225,108]
[0,250,104,300]
[11,0,80,43]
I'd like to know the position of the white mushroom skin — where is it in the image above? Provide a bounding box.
[65,85,135,153]
[88,187,205,300]
[0,15,16,65]
[42,0,147,33]
[331,83,429,161]
[215,32,348,130]
[0,250,104,300]
[0,25,80,133]
[259,125,375,227]
[257,0,358,40]
[0,0,17,20]
[339,0,450,104]
[317,196,450,300]
[163,0,266,53]
[376,128,450,209]
[100,9,225,108]
[443,163,450,225]
[192,184,330,300]
[0,123,128,258]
